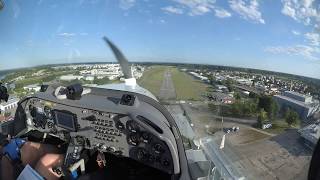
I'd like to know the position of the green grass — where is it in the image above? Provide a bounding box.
[263,119,299,134]
[138,66,210,100]
[138,66,167,97]
[170,68,209,101]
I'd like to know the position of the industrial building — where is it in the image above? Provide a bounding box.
[273,91,319,121]
[298,120,320,148]
[0,96,19,114]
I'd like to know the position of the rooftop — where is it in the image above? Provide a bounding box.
[274,95,316,109]
[285,91,310,98]
[24,84,40,88]
[298,120,320,145]
[0,97,19,106]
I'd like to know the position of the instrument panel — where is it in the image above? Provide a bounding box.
[24,97,174,174]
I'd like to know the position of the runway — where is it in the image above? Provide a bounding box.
[158,70,176,100]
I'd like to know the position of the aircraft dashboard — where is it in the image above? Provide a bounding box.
[9,84,190,180]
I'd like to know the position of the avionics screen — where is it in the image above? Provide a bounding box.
[54,111,76,131]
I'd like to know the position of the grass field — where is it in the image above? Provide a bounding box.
[138,66,209,100]
[138,66,167,97]
[170,68,209,100]
[263,119,299,134]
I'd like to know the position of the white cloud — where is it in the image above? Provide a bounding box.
[281,0,319,25]
[162,6,184,14]
[305,32,320,46]
[160,19,166,24]
[291,30,300,35]
[214,8,232,18]
[119,0,136,10]
[264,45,320,60]
[79,32,88,36]
[229,0,265,24]
[58,33,76,38]
[171,0,215,16]
[12,0,21,19]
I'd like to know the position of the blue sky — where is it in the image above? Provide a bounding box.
[0,0,320,78]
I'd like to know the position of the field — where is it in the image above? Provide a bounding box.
[263,120,300,134]
[170,68,209,100]
[138,66,210,100]
[138,66,167,97]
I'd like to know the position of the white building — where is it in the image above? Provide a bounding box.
[60,75,84,81]
[236,78,252,86]
[84,76,94,81]
[274,91,320,121]
[0,97,19,113]
[299,120,320,147]
[23,84,41,92]
[189,72,209,82]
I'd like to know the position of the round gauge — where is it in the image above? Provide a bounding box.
[126,120,140,133]
[141,132,151,143]
[128,133,140,146]
[136,148,148,162]
[47,121,54,128]
[153,143,165,154]
[115,121,125,130]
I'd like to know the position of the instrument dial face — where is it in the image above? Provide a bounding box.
[126,120,140,133]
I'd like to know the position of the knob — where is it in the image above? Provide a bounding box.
[141,132,151,143]
[99,144,107,151]
[115,150,123,156]
[116,122,125,130]
[162,159,170,166]
[109,147,116,153]
[153,143,164,154]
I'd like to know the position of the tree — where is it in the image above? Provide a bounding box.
[4,112,11,118]
[208,75,215,85]
[257,109,268,128]
[249,92,259,99]
[258,96,278,120]
[285,108,299,126]
[234,92,241,100]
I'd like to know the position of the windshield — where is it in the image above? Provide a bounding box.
[0,1,320,180]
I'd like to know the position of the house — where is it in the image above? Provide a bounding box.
[23,84,41,92]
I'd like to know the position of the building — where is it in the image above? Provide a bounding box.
[209,92,234,104]
[298,120,320,148]
[274,91,319,121]
[189,72,209,82]
[283,91,312,103]
[0,97,19,114]
[23,84,41,92]
[60,75,84,81]
[215,85,228,92]
[84,76,94,81]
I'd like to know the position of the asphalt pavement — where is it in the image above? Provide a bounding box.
[158,70,176,100]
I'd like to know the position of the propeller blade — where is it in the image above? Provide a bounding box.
[103,37,132,79]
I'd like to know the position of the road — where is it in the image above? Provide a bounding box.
[159,70,176,100]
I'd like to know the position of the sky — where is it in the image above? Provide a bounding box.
[0,0,320,79]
